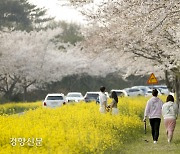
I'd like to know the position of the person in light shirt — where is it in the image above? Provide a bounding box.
[143,89,163,144]
[99,86,108,113]
[162,95,178,143]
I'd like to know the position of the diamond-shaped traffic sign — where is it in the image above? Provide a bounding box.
[147,73,158,84]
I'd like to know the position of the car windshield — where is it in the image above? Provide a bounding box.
[67,94,82,97]
[129,89,139,92]
[140,89,146,93]
[86,94,99,98]
[47,96,63,100]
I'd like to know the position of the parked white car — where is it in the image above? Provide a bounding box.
[149,85,170,95]
[131,86,150,95]
[145,89,162,97]
[158,87,170,95]
[43,93,66,107]
[110,89,128,97]
[66,92,84,102]
[124,88,144,96]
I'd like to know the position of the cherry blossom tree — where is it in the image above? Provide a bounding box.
[0,28,116,101]
[0,29,62,101]
[68,0,180,103]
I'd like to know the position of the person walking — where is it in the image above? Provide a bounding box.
[109,91,119,115]
[143,89,163,144]
[162,95,178,143]
[99,86,108,113]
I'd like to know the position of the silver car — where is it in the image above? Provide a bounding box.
[124,88,144,96]
[66,92,84,102]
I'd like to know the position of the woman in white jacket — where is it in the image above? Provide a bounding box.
[162,95,178,143]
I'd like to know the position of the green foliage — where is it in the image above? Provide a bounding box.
[50,21,84,45]
[59,21,84,44]
[0,73,166,102]
[0,101,41,115]
[42,73,165,95]
[0,0,52,31]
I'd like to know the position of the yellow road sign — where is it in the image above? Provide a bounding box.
[147,73,158,84]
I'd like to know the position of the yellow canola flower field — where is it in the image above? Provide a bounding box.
[0,97,161,154]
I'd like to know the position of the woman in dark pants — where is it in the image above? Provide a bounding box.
[143,89,163,143]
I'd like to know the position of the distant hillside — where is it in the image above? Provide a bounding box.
[23,73,165,102]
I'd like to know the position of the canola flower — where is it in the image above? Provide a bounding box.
[0,96,165,154]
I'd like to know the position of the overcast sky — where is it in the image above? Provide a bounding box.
[29,0,85,24]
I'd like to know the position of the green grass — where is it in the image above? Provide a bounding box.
[0,101,41,115]
[122,117,180,154]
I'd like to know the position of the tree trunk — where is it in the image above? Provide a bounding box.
[22,79,36,102]
[23,86,27,102]
[3,76,19,101]
[165,70,173,92]
[174,75,180,113]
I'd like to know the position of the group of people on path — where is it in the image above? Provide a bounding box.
[98,86,178,143]
[143,89,179,144]
[99,86,119,115]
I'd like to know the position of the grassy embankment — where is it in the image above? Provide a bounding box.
[0,102,42,115]
[122,114,180,153]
